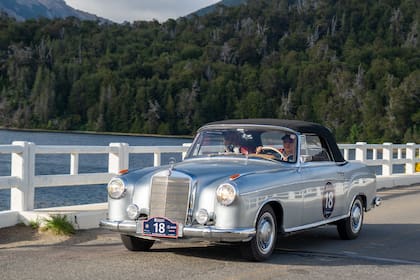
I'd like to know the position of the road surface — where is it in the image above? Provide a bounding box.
[1,184,420,280]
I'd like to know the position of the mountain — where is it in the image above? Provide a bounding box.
[0,0,102,21]
[0,0,418,142]
[191,0,247,17]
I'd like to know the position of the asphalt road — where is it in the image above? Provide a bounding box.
[1,184,420,280]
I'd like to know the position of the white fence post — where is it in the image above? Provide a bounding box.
[355,142,367,161]
[70,153,79,175]
[154,152,161,167]
[343,149,350,161]
[182,143,190,159]
[108,143,129,174]
[406,143,416,174]
[10,141,35,211]
[382,142,393,176]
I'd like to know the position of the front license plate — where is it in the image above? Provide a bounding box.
[142,217,178,238]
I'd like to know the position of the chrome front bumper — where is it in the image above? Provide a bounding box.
[100,219,256,242]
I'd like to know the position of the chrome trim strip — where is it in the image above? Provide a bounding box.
[199,124,297,134]
[100,219,255,242]
[183,227,255,242]
[100,220,136,233]
[186,181,198,225]
[284,214,349,233]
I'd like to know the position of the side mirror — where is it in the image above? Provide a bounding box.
[300,155,312,163]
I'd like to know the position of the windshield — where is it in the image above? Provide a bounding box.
[186,127,298,163]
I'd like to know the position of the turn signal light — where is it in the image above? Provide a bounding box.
[229,173,240,180]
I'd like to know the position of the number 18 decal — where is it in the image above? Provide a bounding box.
[322,182,335,218]
[153,222,166,234]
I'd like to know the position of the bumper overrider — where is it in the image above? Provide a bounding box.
[373,196,382,207]
[100,219,256,242]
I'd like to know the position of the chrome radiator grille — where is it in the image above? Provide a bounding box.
[149,176,190,223]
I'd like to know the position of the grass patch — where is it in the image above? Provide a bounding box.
[42,214,75,235]
[28,219,41,229]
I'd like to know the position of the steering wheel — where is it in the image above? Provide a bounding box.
[258,146,288,161]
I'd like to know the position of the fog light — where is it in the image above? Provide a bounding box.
[195,209,209,225]
[126,204,140,219]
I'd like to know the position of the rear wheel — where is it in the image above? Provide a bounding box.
[241,205,277,261]
[121,234,155,251]
[337,197,364,240]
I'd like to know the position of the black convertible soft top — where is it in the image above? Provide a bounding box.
[204,119,345,163]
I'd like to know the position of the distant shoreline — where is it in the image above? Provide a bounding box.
[0,126,193,139]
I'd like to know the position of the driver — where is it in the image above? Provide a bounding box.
[281,134,296,162]
[256,134,296,162]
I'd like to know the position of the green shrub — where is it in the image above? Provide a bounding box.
[43,214,75,235]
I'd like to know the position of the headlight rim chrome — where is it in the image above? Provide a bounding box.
[107,178,126,199]
[216,183,237,206]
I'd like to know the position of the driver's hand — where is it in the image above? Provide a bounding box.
[256,146,263,154]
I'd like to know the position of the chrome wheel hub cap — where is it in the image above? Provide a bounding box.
[351,202,362,233]
[257,214,275,253]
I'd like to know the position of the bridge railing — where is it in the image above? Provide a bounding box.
[0,141,189,213]
[339,142,420,175]
[0,141,419,227]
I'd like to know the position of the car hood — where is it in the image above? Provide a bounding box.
[169,157,294,189]
[173,158,279,179]
[125,157,295,193]
[124,157,297,212]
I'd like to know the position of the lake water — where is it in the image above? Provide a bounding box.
[0,129,191,211]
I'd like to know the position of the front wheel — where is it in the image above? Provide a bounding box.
[121,234,155,251]
[241,205,277,261]
[337,197,364,240]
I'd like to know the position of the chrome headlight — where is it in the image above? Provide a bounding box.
[216,183,237,206]
[107,178,126,199]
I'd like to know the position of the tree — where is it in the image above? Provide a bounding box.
[0,0,418,143]
[31,66,56,125]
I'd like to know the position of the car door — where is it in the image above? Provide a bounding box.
[299,134,346,225]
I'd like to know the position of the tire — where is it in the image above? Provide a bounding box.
[337,197,364,240]
[241,205,277,261]
[121,234,155,251]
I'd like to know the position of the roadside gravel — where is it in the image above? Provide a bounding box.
[0,224,119,249]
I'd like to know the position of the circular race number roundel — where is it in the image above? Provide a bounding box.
[322,182,335,218]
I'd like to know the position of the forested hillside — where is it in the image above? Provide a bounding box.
[0,0,419,142]
[0,0,100,21]
[192,0,246,17]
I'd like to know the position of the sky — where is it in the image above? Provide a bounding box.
[64,0,221,23]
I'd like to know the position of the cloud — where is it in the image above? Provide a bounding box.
[65,0,220,22]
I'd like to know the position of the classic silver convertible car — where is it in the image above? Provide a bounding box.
[100,119,380,261]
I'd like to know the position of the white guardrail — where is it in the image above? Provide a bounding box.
[0,141,419,228]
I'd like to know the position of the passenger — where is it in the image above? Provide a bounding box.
[224,131,241,153]
[223,131,252,154]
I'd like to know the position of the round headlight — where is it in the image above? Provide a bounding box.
[126,204,140,219]
[107,178,126,199]
[216,183,237,206]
